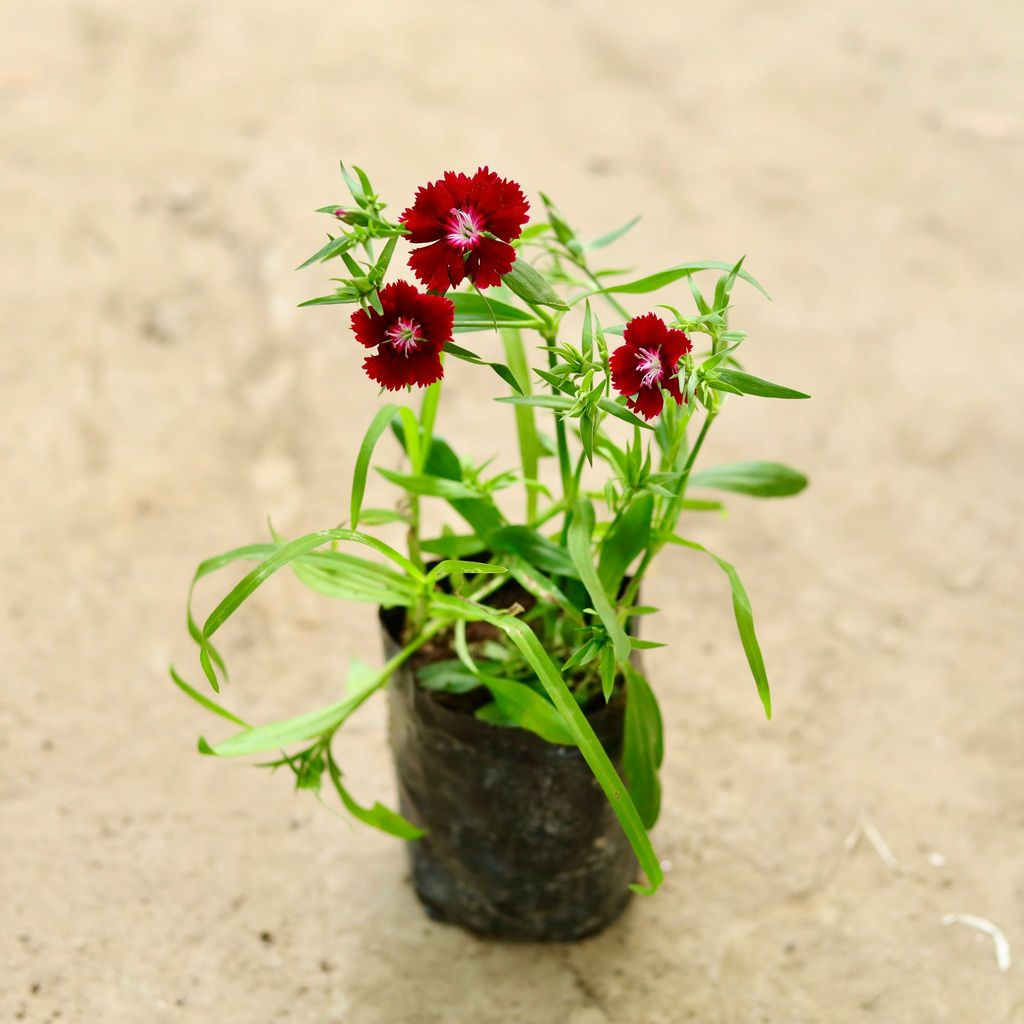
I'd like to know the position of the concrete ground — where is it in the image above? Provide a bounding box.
[3,2,1022,1021]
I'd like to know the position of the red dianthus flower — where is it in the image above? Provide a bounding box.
[400,167,530,292]
[350,281,453,391]
[609,313,692,421]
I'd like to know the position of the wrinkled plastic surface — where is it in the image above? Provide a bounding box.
[382,607,636,941]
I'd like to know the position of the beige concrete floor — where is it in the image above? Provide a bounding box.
[3,2,1023,1021]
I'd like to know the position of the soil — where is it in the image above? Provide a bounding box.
[3,2,1023,1022]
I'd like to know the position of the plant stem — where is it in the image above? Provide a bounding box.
[419,380,441,460]
[500,328,540,522]
[620,408,717,609]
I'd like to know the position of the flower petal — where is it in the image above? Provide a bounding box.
[609,340,644,395]
[411,290,455,343]
[350,306,386,349]
[659,327,692,368]
[408,240,466,292]
[621,311,667,351]
[465,236,516,289]
[627,386,665,421]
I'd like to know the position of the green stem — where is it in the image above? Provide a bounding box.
[547,342,573,508]
[621,409,717,608]
[500,329,540,522]
[406,384,441,579]
[576,261,630,321]
[419,380,441,459]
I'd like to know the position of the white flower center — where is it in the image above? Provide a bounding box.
[445,207,484,250]
[385,317,423,356]
[636,347,664,388]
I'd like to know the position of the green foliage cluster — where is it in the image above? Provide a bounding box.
[172,164,808,894]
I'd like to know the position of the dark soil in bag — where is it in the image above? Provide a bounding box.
[381,604,637,941]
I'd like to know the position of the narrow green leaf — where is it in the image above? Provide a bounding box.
[665,536,772,718]
[622,663,663,828]
[488,525,580,579]
[197,529,423,688]
[585,261,769,299]
[376,467,478,499]
[326,754,423,840]
[169,666,250,728]
[587,215,641,250]
[600,644,616,702]
[416,659,485,694]
[442,341,523,394]
[186,542,286,689]
[450,292,537,324]
[597,493,654,595]
[688,461,808,498]
[502,258,570,310]
[711,369,810,400]
[425,560,507,585]
[567,499,631,663]
[297,290,360,308]
[504,556,585,625]
[496,393,653,431]
[477,674,575,745]
[200,626,440,757]
[351,405,400,529]
[296,234,354,271]
[202,677,380,757]
[420,533,486,559]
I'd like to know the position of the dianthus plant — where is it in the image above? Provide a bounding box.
[172,163,808,894]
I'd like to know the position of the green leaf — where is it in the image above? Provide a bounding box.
[325,753,423,840]
[169,667,251,728]
[420,533,486,559]
[297,290,360,308]
[393,430,507,539]
[416,659,485,694]
[199,626,441,757]
[488,525,580,579]
[376,467,478,499]
[432,594,664,894]
[477,674,576,745]
[664,536,772,718]
[296,234,355,271]
[587,215,641,250]
[186,543,280,689]
[502,258,570,310]
[688,461,808,498]
[357,507,408,526]
[586,261,769,299]
[196,529,423,688]
[425,560,507,586]
[504,556,585,625]
[351,405,400,529]
[496,394,652,431]
[711,369,810,400]
[370,234,399,284]
[597,493,654,596]
[288,559,415,607]
[622,663,663,828]
[442,341,523,394]
[450,292,537,325]
[567,499,631,663]
[597,396,654,430]
[599,644,616,702]
[201,675,381,758]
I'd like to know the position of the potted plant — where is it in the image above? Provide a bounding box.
[171,163,808,941]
